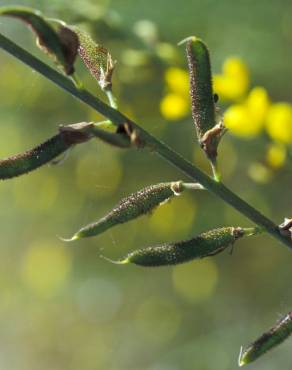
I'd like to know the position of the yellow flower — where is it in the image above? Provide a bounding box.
[265,103,292,143]
[246,87,270,124]
[266,142,287,169]
[160,93,189,120]
[160,67,190,121]
[213,57,249,101]
[164,67,189,96]
[224,87,269,138]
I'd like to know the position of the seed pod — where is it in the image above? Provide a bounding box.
[64,181,186,241]
[0,122,92,180]
[0,6,79,75]
[181,36,225,163]
[239,312,292,366]
[72,27,115,90]
[105,227,258,267]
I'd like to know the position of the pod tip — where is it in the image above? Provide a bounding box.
[178,36,198,46]
[58,234,79,242]
[238,346,246,367]
[100,254,129,265]
[242,227,263,237]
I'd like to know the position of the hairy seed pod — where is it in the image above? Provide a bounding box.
[0,122,92,180]
[0,6,79,75]
[0,134,71,180]
[239,312,292,366]
[73,27,114,89]
[181,36,225,163]
[65,181,185,241]
[105,227,257,267]
[184,36,216,139]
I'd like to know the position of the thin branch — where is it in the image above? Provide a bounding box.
[0,32,291,249]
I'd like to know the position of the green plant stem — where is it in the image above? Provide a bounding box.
[210,159,221,182]
[1,32,291,249]
[104,88,118,109]
[70,72,84,89]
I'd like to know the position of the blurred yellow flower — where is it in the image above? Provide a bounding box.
[246,87,270,124]
[224,87,269,138]
[213,57,249,101]
[160,67,190,120]
[266,142,287,168]
[160,92,189,120]
[265,103,292,143]
[164,67,189,96]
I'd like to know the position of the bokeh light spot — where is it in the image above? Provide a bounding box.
[135,297,181,345]
[172,259,218,304]
[149,194,196,238]
[266,142,287,169]
[13,172,59,212]
[248,162,272,184]
[75,278,122,324]
[75,150,123,199]
[22,241,72,298]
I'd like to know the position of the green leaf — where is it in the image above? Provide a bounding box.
[0,6,79,75]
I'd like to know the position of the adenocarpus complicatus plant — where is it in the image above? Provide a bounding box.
[1,5,292,367]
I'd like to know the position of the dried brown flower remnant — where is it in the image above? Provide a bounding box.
[278,218,292,239]
[0,6,79,75]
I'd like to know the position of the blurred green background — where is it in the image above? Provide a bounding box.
[0,0,292,369]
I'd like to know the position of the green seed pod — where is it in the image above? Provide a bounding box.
[0,6,79,75]
[65,181,186,241]
[72,27,114,90]
[106,227,257,267]
[180,36,225,164]
[239,312,292,366]
[0,122,92,180]
[0,134,72,180]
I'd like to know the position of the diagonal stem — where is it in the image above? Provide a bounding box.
[0,32,291,249]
